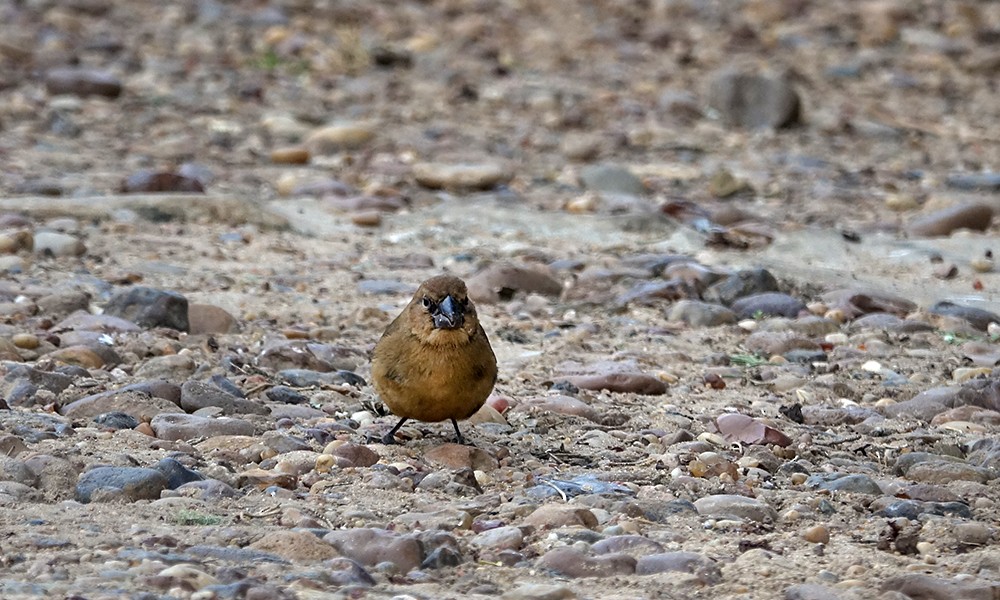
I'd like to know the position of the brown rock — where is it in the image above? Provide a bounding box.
[537,547,636,578]
[270,147,311,164]
[323,528,423,573]
[45,67,122,98]
[523,505,598,530]
[424,443,498,472]
[907,203,993,237]
[560,372,667,396]
[188,304,238,334]
[467,263,562,304]
[514,395,601,423]
[328,442,380,468]
[249,530,338,562]
[60,389,183,421]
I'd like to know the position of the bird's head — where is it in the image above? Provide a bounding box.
[407,275,479,344]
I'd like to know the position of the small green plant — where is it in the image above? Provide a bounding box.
[730,353,768,367]
[753,309,766,320]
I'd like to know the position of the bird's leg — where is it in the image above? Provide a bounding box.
[451,418,468,445]
[381,417,408,445]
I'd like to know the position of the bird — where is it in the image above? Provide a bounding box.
[371,274,497,445]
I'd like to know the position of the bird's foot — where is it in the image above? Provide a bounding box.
[380,431,399,445]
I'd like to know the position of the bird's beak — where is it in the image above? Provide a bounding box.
[432,295,465,329]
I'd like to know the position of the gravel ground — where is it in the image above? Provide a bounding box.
[1,1,1000,599]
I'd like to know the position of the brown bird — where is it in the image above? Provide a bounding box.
[371,274,497,445]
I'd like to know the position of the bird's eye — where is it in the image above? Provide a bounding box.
[421,297,433,309]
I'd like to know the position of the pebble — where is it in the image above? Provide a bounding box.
[635,552,720,583]
[471,526,524,551]
[703,268,780,305]
[906,203,993,237]
[502,584,577,600]
[33,232,86,257]
[305,122,376,154]
[323,528,422,573]
[945,173,1000,191]
[523,505,599,530]
[466,262,562,304]
[693,494,778,522]
[424,443,497,471]
[578,164,644,196]
[150,414,254,441]
[45,68,123,98]
[514,395,600,423]
[75,466,169,503]
[103,286,190,331]
[707,68,801,129]
[134,354,197,380]
[120,170,205,193]
[667,300,737,326]
[187,303,238,334]
[731,292,807,318]
[248,530,338,562]
[560,372,667,395]
[412,162,513,191]
[269,147,310,164]
[803,525,831,544]
[929,301,1000,331]
[537,547,636,578]
[180,380,267,415]
[591,535,664,557]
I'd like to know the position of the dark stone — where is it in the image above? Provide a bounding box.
[76,466,169,503]
[266,386,308,404]
[93,412,139,430]
[703,268,779,305]
[154,458,205,489]
[929,301,1000,331]
[103,287,190,331]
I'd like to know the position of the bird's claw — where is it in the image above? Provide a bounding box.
[380,431,398,445]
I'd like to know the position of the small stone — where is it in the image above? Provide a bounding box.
[327,442,379,468]
[412,162,512,191]
[502,584,578,600]
[351,210,382,227]
[323,528,423,573]
[514,395,600,423]
[188,303,238,334]
[466,263,562,304]
[731,293,806,319]
[153,457,204,489]
[635,552,720,582]
[929,301,1000,332]
[180,380,266,415]
[93,411,140,430]
[150,413,254,441]
[523,505,598,530]
[270,147,310,164]
[75,466,169,503]
[907,203,993,237]
[707,69,800,129]
[60,382,182,421]
[249,530,338,562]
[45,67,122,98]
[578,164,644,196]
[693,494,777,522]
[11,333,39,349]
[33,232,86,257]
[305,122,376,154]
[470,526,524,551]
[120,170,205,193]
[807,473,883,495]
[103,287,189,331]
[537,547,636,578]
[424,443,497,472]
[667,300,737,327]
[703,268,779,305]
[134,354,197,380]
[803,525,831,544]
